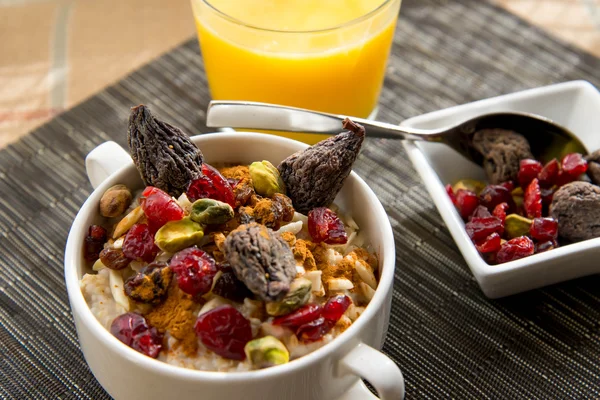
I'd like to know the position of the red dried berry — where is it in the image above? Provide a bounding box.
[308,207,348,245]
[540,187,554,207]
[561,153,588,179]
[496,236,534,264]
[524,178,542,219]
[187,164,235,208]
[535,239,558,253]
[479,185,515,213]
[272,304,323,329]
[538,159,559,188]
[530,218,558,241]
[84,225,107,262]
[322,295,351,321]
[500,181,515,191]
[492,202,508,224]
[475,233,502,254]
[110,313,162,358]
[170,247,218,298]
[195,305,252,360]
[141,186,184,232]
[123,224,158,262]
[445,184,457,205]
[465,217,503,242]
[470,205,492,220]
[297,317,336,342]
[455,189,479,220]
[518,159,543,188]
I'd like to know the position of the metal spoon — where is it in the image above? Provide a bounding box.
[206,100,587,163]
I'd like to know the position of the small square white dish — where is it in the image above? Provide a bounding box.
[402,80,600,298]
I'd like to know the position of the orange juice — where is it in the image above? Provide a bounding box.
[192,0,401,143]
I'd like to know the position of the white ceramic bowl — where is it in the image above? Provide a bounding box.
[403,80,600,299]
[64,132,404,400]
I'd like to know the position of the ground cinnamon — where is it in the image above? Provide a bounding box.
[144,284,199,356]
[293,239,317,271]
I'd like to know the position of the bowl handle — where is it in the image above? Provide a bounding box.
[85,141,132,189]
[339,342,405,400]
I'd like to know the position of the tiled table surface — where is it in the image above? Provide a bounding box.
[1,0,600,149]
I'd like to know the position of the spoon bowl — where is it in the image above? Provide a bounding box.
[206,101,588,163]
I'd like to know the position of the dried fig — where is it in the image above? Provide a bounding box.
[223,223,296,302]
[128,105,203,197]
[278,118,364,213]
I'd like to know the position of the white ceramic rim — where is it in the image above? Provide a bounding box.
[402,80,600,279]
[64,131,396,382]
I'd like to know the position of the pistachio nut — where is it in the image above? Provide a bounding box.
[100,184,132,218]
[249,160,286,197]
[505,214,532,239]
[244,336,289,368]
[154,217,204,253]
[452,179,486,195]
[190,198,234,225]
[265,277,312,316]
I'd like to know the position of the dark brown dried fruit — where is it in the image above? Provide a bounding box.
[124,262,173,304]
[472,129,533,184]
[128,105,203,197]
[223,223,296,302]
[239,193,295,230]
[99,247,131,270]
[212,265,253,303]
[277,119,365,213]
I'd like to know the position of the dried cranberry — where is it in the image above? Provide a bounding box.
[170,247,218,298]
[524,178,542,219]
[538,159,559,188]
[561,153,588,179]
[496,236,534,264]
[122,224,158,262]
[500,181,515,191]
[110,313,162,358]
[322,295,351,321]
[195,305,252,360]
[492,202,508,224]
[518,159,543,188]
[84,225,107,262]
[465,217,503,242]
[187,164,236,208]
[272,304,323,329]
[141,186,184,232]
[540,187,554,207]
[297,317,336,342]
[470,205,492,220]
[530,218,558,241]
[445,184,457,205]
[308,207,348,244]
[455,189,479,220]
[535,239,558,253]
[475,233,501,254]
[479,185,515,213]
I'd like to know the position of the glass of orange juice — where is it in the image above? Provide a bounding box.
[191,0,402,143]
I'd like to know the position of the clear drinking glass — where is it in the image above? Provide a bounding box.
[191,0,402,143]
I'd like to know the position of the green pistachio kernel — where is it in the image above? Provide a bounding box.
[249,160,286,197]
[154,217,204,253]
[244,336,289,368]
[265,277,312,316]
[190,198,234,225]
[505,214,532,239]
[452,179,486,195]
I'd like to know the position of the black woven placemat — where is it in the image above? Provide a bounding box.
[2,0,600,398]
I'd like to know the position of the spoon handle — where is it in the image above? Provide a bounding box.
[206,101,436,141]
